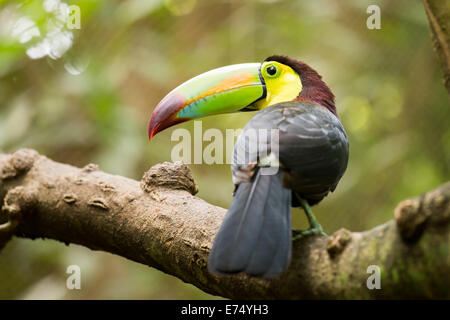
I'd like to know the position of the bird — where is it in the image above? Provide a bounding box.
[148,55,349,278]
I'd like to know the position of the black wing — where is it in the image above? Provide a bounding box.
[232,101,349,204]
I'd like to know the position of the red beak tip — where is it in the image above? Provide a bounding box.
[148,122,160,142]
[148,130,155,142]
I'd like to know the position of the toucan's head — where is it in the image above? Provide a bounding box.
[148,55,335,140]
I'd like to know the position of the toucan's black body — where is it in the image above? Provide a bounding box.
[208,101,349,277]
[232,101,348,205]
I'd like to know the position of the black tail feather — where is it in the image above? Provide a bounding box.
[208,169,292,278]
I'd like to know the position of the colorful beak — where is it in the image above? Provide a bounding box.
[148,63,265,140]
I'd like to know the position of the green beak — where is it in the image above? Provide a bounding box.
[148,63,265,140]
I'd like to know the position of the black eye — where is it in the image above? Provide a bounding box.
[267,65,277,76]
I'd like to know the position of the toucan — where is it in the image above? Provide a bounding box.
[148,55,349,278]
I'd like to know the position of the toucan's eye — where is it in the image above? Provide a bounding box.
[266,65,277,76]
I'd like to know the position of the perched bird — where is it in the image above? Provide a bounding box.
[148,55,349,278]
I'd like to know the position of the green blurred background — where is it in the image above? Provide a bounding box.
[0,0,448,299]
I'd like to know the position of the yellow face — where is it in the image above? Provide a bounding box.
[253,61,303,110]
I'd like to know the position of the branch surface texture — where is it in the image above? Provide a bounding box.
[0,149,449,299]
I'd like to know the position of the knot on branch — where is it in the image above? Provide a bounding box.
[327,228,352,258]
[422,183,450,225]
[0,149,38,180]
[395,182,450,242]
[2,186,37,221]
[88,198,109,210]
[82,163,100,173]
[0,186,37,249]
[141,161,198,195]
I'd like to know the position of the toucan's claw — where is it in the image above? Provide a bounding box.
[292,226,327,241]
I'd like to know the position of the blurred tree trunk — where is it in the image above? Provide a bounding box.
[423,0,450,94]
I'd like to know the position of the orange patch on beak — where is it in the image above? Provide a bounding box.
[185,72,256,106]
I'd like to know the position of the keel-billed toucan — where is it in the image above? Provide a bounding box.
[148,55,349,278]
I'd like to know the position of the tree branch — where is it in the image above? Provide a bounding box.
[0,149,449,299]
[423,0,450,94]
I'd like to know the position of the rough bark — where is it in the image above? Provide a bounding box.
[0,149,449,299]
[423,0,450,94]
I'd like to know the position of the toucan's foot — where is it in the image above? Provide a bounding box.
[292,225,327,241]
[293,195,327,240]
